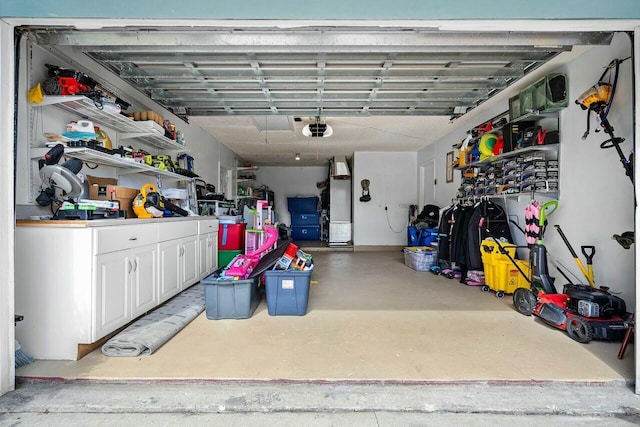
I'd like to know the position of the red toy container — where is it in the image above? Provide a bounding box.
[218,223,247,250]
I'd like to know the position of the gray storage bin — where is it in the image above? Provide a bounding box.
[202,271,261,319]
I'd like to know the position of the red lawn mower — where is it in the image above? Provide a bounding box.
[502,202,631,343]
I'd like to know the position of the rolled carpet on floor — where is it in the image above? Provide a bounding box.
[102,283,205,357]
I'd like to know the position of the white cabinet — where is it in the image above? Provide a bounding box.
[158,239,181,303]
[15,217,217,360]
[94,250,131,339]
[93,223,158,338]
[130,244,158,317]
[158,221,200,303]
[94,243,158,339]
[181,236,199,287]
[198,219,219,279]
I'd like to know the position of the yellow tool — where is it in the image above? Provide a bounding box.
[554,225,596,288]
[132,183,164,218]
[94,126,113,149]
[575,83,612,111]
[28,83,44,104]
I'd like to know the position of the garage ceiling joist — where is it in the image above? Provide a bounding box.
[29,27,614,117]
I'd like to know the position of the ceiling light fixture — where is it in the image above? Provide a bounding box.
[302,116,333,138]
[295,153,301,161]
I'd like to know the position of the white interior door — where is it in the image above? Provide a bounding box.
[419,160,436,208]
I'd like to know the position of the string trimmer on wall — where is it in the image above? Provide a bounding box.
[576,57,633,184]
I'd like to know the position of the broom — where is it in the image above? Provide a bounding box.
[15,339,34,368]
[14,315,34,368]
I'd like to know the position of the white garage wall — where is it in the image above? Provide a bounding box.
[254,166,329,226]
[422,33,635,311]
[353,152,417,247]
[14,41,237,218]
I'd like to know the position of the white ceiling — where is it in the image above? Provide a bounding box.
[26,24,614,166]
[189,115,453,165]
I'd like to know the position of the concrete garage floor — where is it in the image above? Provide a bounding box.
[5,251,638,425]
[15,251,633,382]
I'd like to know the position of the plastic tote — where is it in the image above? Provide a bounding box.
[264,269,312,315]
[403,246,437,271]
[202,270,260,319]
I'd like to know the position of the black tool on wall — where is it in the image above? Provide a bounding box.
[359,179,371,202]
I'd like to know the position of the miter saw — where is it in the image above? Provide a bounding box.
[36,144,84,207]
[36,144,123,220]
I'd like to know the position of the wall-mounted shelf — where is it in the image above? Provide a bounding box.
[31,147,192,181]
[32,96,187,152]
[455,144,559,170]
[235,161,259,203]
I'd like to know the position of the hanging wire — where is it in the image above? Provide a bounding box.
[264,116,268,144]
[385,207,408,233]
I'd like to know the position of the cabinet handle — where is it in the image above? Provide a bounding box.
[129,237,138,241]
[133,260,138,272]
[128,261,133,274]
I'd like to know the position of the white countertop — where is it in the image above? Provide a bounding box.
[17,215,217,228]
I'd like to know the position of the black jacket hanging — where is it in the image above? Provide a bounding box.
[466,200,514,270]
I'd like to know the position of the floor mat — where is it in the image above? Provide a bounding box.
[101,284,205,357]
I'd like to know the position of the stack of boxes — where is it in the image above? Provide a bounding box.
[288,196,320,241]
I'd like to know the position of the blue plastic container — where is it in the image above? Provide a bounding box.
[264,269,312,316]
[291,225,320,241]
[287,196,318,212]
[291,211,320,226]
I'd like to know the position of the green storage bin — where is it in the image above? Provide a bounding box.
[218,249,242,269]
[533,73,568,113]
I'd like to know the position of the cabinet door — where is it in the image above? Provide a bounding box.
[94,250,131,338]
[181,236,199,288]
[131,243,157,318]
[198,234,209,280]
[209,232,218,273]
[158,239,181,303]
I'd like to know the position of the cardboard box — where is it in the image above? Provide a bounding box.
[87,176,139,219]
